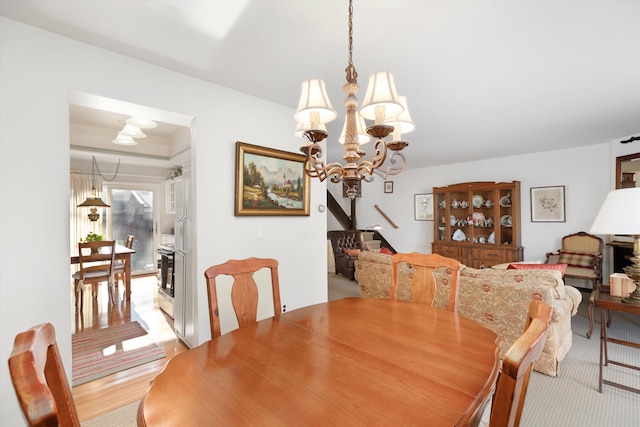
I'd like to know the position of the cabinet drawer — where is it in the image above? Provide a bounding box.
[472,248,504,262]
[438,246,460,258]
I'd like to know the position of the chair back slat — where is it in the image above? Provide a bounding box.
[204,257,281,338]
[9,323,81,427]
[391,252,462,311]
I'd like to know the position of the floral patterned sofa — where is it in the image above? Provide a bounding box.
[354,251,582,377]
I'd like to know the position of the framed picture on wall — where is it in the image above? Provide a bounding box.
[414,193,434,221]
[384,181,394,193]
[530,185,565,222]
[234,141,310,216]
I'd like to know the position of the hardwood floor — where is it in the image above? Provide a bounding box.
[71,275,188,421]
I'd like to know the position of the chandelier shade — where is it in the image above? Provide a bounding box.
[386,96,415,141]
[294,79,337,128]
[339,112,370,145]
[359,71,404,125]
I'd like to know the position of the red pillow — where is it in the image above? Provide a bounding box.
[344,249,361,257]
[507,263,567,277]
[379,247,393,255]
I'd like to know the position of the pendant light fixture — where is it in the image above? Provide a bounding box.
[77,156,120,221]
[294,0,414,199]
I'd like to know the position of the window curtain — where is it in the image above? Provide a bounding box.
[70,172,105,256]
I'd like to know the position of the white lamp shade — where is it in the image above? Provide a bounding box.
[385,95,415,134]
[294,121,327,138]
[126,117,157,129]
[359,71,404,122]
[112,134,138,145]
[121,125,146,138]
[294,79,337,126]
[590,187,640,235]
[338,112,371,144]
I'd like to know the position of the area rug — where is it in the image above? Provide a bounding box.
[72,321,166,387]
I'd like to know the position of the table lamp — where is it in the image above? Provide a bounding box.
[590,187,640,305]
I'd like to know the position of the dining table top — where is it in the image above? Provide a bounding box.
[138,297,500,426]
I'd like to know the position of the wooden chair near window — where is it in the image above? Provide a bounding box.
[390,252,463,312]
[114,234,134,287]
[489,300,552,427]
[203,257,281,338]
[9,322,81,427]
[72,240,116,313]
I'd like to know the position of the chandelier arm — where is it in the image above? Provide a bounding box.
[373,151,407,180]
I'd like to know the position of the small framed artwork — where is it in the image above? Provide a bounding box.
[414,193,434,221]
[384,181,394,193]
[235,141,310,216]
[530,185,565,222]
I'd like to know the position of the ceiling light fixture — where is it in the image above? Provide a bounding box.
[111,116,157,146]
[294,0,413,199]
[77,156,120,222]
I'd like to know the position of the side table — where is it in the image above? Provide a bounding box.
[586,285,612,339]
[594,288,640,394]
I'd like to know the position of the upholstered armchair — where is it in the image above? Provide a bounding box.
[546,231,604,290]
[328,230,366,280]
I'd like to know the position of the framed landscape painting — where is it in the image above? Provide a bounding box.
[235,142,310,216]
[530,185,565,222]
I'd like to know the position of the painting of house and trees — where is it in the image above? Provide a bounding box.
[235,141,310,216]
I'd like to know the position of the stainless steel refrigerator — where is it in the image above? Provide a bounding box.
[173,178,195,347]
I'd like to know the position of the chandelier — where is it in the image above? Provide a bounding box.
[294,0,414,199]
[77,156,120,221]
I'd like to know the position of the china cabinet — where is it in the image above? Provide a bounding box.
[432,181,523,268]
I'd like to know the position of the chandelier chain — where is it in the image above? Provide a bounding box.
[345,0,357,84]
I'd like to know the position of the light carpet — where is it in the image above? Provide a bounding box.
[81,401,138,427]
[72,321,166,386]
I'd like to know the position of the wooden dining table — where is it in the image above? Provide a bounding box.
[138,298,500,426]
[70,244,135,300]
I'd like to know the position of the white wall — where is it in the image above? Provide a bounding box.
[0,18,327,425]
[328,142,636,274]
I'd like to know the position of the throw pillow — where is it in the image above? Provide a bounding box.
[379,246,393,255]
[507,263,567,277]
[344,249,361,257]
[558,251,596,268]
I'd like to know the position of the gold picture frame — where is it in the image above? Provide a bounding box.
[235,142,310,216]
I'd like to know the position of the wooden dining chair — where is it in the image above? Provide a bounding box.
[72,240,116,313]
[390,252,462,311]
[489,300,552,427]
[8,322,81,427]
[204,257,281,338]
[114,234,134,287]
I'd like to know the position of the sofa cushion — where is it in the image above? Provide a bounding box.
[558,250,596,268]
[508,263,567,276]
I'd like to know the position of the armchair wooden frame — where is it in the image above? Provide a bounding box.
[391,252,462,312]
[489,300,552,427]
[204,257,281,338]
[9,323,81,427]
[545,231,603,289]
